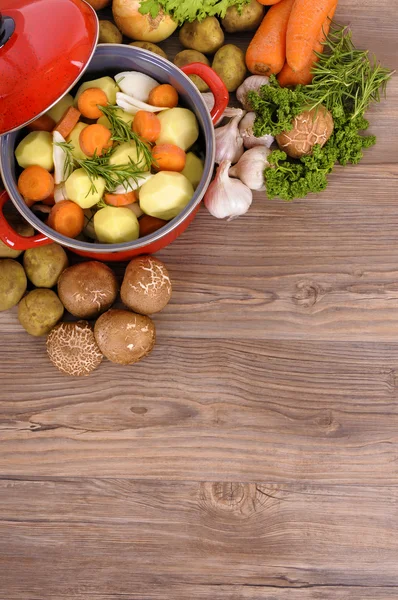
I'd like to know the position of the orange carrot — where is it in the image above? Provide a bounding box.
[152,144,186,172]
[28,114,56,132]
[286,0,337,73]
[139,215,168,237]
[104,191,137,207]
[257,0,283,4]
[77,87,108,119]
[278,4,337,86]
[53,106,81,139]
[148,84,179,108]
[79,124,113,157]
[42,193,56,207]
[48,200,84,238]
[132,111,161,143]
[245,0,296,76]
[17,166,55,203]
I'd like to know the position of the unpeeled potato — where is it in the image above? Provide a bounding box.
[98,20,123,44]
[85,0,111,10]
[129,41,167,59]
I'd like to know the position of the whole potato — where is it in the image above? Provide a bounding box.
[98,20,123,44]
[174,50,210,92]
[179,17,224,54]
[18,289,64,337]
[129,41,167,59]
[23,243,69,288]
[212,44,247,92]
[84,0,110,9]
[0,259,27,312]
[221,0,264,33]
[0,221,34,258]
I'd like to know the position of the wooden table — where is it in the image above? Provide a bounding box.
[1,1,397,598]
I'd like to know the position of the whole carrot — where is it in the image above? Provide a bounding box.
[257,0,283,5]
[286,0,337,73]
[246,0,296,76]
[278,3,337,86]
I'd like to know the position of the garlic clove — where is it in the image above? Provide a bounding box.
[116,92,168,115]
[229,146,270,191]
[204,160,252,220]
[53,131,68,185]
[239,112,274,150]
[215,109,245,165]
[236,75,270,111]
[115,72,159,103]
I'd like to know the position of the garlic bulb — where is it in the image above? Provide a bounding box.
[239,112,274,150]
[115,71,159,103]
[53,131,68,185]
[236,75,270,110]
[116,92,168,115]
[215,109,245,165]
[201,93,245,126]
[229,147,270,191]
[204,160,252,220]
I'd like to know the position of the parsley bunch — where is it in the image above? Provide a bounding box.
[139,0,250,24]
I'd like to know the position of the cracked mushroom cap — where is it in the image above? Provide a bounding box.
[47,321,103,376]
[57,261,118,319]
[94,309,156,365]
[276,107,334,159]
[121,256,172,315]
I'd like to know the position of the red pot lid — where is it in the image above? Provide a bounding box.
[0,0,98,136]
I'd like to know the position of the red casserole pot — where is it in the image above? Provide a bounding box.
[0,2,228,261]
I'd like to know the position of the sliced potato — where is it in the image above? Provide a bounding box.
[65,169,106,209]
[75,76,119,106]
[140,171,194,221]
[181,152,204,189]
[109,141,148,171]
[15,131,54,171]
[97,109,133,130]
[94,206,140,243]
[157,108,199,151]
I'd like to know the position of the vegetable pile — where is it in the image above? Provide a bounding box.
[15,72,204,244]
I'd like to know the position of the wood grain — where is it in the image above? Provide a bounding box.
[1,0,398,597]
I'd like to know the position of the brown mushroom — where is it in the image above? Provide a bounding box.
[121,256,172,315]
[276,106,334,159]
[46,321,103,377]
[94,309,156,365]
[57,261,118,319]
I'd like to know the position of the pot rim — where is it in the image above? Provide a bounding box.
[0,43,216,254]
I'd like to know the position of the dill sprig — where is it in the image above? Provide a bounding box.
[55,141,147,195]
[98,104,153,170]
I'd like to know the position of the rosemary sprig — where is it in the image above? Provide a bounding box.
[98,104,153,170]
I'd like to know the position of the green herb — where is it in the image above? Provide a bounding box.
[248,24,393,201]
[98,104,153,170]
[139,0,250,24]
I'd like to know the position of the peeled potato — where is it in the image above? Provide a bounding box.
[65,169,106,209]
[109,141,148,171]
[157,108,199,151]
[75,77,119,107]
[67,122,89,161]
[94,206,140,243]
[46,94,74,124]
[181,152,204,189]
[140,171,194,221]
[97,109,133,130]
[98,20,123,44]
[15,131,54,171]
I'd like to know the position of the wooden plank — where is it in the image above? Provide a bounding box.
[0,479,397,597]
[1,338,398,481]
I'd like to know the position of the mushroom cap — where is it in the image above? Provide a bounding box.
[94,309,156,365]
[46,321,103,376]
[121,255,172,315]
[58,261,118,319]
[276,107,334,159]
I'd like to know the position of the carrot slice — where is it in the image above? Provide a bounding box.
[286,0,337,72]
[148,84,179,108]
[104,191,137,207]
[53,106,81,139]
[132,111,161,143]
[152,143,186,172]
[18,166,55,203]
[28,114,56,132]
[41,193,56,207]
[246,0,296,76]
[79,124,113,157]
[139,215,168,237]
[278,4,337,86]
[48,200,84,238]
[77,87,108,120]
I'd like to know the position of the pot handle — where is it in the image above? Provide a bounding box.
[181,63,229,126]
[0,190,51,250]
